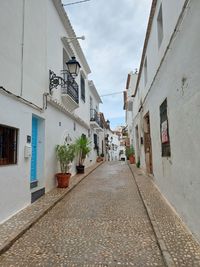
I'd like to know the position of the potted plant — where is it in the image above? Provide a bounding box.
[126,145,135,164]
[55,144,75,188]
[75,135,91,173]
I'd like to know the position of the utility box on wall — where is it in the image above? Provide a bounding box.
[24,144,31,158]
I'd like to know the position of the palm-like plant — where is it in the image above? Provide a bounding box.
[126,145,135,159]
[75,136,91,166]
[56,144,75,174]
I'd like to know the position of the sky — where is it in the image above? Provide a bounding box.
[63,0,151,130]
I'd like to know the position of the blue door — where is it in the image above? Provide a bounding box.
[31,117,38,182]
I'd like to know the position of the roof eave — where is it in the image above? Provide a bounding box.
[134,0,158,97]
[52,0,91,75]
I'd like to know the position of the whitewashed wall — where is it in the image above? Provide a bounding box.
[0,94,45,223]
[132,0,200,241]
[44,104,91,192]
[0,0,47,107]
[0,0,97,223]
[47,0,90,124]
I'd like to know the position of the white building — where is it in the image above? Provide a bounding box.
[88,80,104,161]
[0,0,103,223]
[123,71,138,148]
[129,0,200,241]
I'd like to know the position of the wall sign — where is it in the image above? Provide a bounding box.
[161,120,168,143]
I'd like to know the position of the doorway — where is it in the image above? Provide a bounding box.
[31,117,38,183]
[143,112,153,174]
[135,125,140,163]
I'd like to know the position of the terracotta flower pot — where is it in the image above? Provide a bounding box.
[55,173,71,188]
[96,157,102,162]
[129,155,135,164]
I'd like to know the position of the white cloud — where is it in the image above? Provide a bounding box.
[64,0,151,125]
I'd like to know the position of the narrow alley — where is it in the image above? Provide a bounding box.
[0,162,165,267]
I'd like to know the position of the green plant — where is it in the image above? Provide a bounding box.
[75,136,91,166]
[126,145,135,159]
[55,144,75,174]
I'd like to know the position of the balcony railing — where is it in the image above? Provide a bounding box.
[61,70,79,104]
[90,109,99,123]
[49,69,79,104]
[90,109,103,129]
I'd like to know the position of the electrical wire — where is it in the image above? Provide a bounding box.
[63,0,91,6]
[100,91,124,97]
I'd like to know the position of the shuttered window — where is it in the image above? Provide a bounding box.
[160,99,171,157]
[0,125,18,165]
[81,75,85,102]
[94,134,98,149]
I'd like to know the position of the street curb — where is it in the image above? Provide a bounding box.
[128,163,175,267]
[0,161,104,256]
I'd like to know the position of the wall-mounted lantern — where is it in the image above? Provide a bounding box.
[66,56,81,77]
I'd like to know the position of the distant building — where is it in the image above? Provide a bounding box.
[123,72,138,153]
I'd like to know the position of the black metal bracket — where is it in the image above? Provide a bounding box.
[49,70,65,93]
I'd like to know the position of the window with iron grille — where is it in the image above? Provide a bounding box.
[160,99,171,157]
[0,125,18,165]
[81,74,85,102]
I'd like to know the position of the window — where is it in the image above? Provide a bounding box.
[0,125,18,165]
[144,57,148,85]
[81,74,85,102]
[160,99,171,157]
[94,134,99,150]
[157,4,163,48]
[63,48,69,70]
[90,96,93,110]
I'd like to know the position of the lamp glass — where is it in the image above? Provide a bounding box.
[66,56,81,76]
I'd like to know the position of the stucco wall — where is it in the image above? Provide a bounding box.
[45,103,95,192]
[132,0,200,241]
[0,93,45,223]
[0,0,98,223]
[0,0,47,107]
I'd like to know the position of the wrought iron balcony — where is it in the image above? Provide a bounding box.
[61,70,79,104]
[49,70,79,110]
[90,109,103,131]
[90,109,99,123]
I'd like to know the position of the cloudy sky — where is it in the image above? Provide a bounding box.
[63,0,151,129]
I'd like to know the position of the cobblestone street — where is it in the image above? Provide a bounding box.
[0,162,165,267]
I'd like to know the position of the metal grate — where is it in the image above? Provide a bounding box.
[160,99,171,157]
[0,125,18,165]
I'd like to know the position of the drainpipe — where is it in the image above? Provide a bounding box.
[20,0,25,96]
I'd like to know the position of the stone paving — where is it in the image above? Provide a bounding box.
[0,162,165,267]
[0,162,103,256]
[129,164,200,267]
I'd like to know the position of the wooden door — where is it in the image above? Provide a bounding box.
[144,113,153,174]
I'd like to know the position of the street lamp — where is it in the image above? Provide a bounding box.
[66,56,81,77]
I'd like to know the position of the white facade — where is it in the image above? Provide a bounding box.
[124,72,138,147]
[0,0,103,223]
[88,80,104,162]
[129,0,200,241]
[107,131,121,161]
